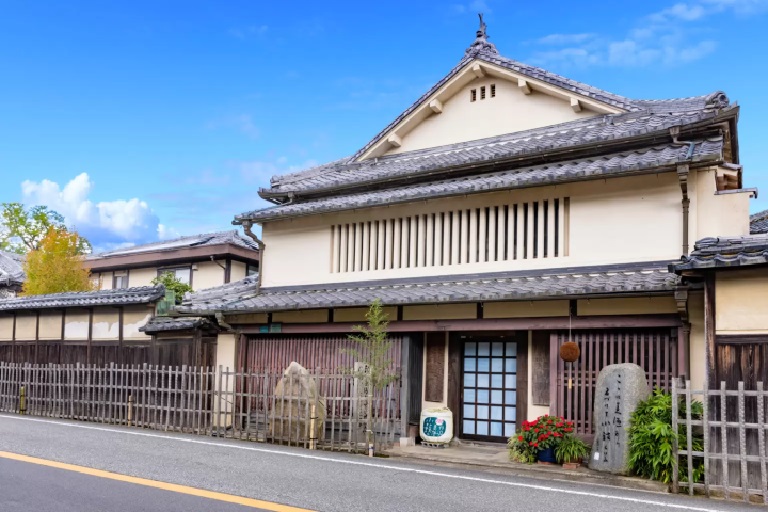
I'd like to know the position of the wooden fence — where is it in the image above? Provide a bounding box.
[673,379,768,504]
[0,363,215,432]
[0,363,400,453]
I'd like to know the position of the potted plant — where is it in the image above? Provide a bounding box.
[509,415,574,464]
[555,434,591,469]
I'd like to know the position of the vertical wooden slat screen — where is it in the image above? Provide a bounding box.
[552,329,680,435]
[331,197,570,273]
[241,335,402,375]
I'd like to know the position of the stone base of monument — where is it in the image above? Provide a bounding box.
[588,363,650,475]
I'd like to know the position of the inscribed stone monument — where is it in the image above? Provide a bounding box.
[270,362,326,442]
[589,363,650,475]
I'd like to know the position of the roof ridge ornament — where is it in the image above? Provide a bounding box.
[465,13,498,57]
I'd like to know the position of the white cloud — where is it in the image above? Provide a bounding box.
[157,224,181,240]
[529,0,762,67]
[20,173,161,248]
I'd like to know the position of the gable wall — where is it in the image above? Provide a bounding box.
[385,76,595,156]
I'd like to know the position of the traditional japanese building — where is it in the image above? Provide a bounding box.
[174,18,755,443]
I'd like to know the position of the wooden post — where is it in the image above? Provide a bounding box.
[672,378,679,494]
[127,394,133,427]
[399,335,411,443]
[19,385,26,415]
[685,380,694,496]
[704,274,715,392]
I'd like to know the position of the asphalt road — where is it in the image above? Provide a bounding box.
[1,457,277,512]
[0,413,757,512]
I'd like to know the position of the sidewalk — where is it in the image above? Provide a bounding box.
[386,442,669,494]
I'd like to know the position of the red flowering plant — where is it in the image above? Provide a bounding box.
[508,415,575,463]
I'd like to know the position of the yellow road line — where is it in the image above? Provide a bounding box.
[0,450,314,512]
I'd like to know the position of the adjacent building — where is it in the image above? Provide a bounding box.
[85,230,260,292]
[0,251,24,299]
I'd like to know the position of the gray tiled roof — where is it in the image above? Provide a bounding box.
[0,251,24,286]
[239,139,723,223]
[139,315,216,333]
[672,235,768,271]
[177,262,677,314]
[258,106,733,201]
[751,210,768,234]
[350,38,729,162]
[87,230,258,260]
[0,285,165,311]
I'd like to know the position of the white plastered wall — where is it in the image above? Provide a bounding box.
[193,260,225,291]
[214,333,237,427]
[715,269,768,335]
[128,267,158,287]
[261,173,685,287]
[386,76,595,155]
[230,260,247,281]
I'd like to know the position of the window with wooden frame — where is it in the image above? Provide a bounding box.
[112,272,129,289]
[158,266,191,285]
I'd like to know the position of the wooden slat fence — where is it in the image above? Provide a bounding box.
[221,368,400,453]
[0,363,400,454]
[0,362,215,433]
[673,379,768,504]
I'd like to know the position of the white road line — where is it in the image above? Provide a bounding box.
[0,414,728,512]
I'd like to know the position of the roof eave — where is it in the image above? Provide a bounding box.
[238,149,724,224]
[256,107,737,203]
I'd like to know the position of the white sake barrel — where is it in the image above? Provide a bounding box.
[420,407,453,444]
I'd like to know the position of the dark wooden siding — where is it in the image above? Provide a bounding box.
[0,337,213,367]
[424,332,445,402]
[240,334,402,373]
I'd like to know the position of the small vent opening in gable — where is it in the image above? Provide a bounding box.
[470,89,477,102]
[480,86,486,100]
[491,84,496,97]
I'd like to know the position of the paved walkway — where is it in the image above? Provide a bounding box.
[387,442,669,493]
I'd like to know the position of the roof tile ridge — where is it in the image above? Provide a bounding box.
[270,156,354,186]
[478,53,637,107]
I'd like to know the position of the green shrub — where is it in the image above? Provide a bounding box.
[628,388,704,483]
[555,434,590,464]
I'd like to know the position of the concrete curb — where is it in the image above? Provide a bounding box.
[386,449,670,494]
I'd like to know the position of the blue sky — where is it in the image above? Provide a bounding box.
[1,0,767,251]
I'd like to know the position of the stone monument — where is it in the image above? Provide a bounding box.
[589,363,650,474]
[270,362,326,443]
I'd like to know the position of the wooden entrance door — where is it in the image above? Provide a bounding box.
[461,338,517,441]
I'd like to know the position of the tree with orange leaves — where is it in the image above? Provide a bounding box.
[22,227,95,296]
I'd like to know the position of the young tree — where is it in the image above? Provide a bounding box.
[0,202,91,254]
[22,228,95,295]
[151,271,193,303]
[345,299,398,392]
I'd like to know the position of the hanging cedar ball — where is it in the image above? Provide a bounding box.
[559,341,580,363]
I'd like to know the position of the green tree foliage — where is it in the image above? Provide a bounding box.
[628,388,704,484]
[151,272,193,303]
[344,299,398,392]
[22,228,95,295]
[1,202,91,254]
